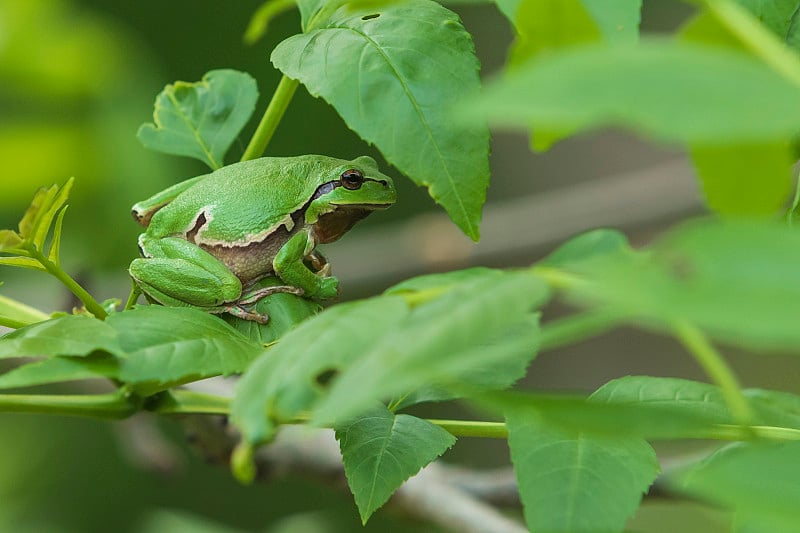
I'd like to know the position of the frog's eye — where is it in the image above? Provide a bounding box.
[340,169,364,190]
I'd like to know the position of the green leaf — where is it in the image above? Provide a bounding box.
[0,256,46,271]
[313,271,547,424]
[682,0,800,50]
[272,0,490,240]
[0,315,122,359]
[244,0,297,44]
[506,409,659,533]
[479,389,725,441]
[31,177,73,251]
[505,376,800,436]
[17,184,57,240]
[0,294,49,325]
[539,228,631,268]
[561,219,800,352]
[0,230,23,251]
[47,205,68,265]
[0,353,118,389]
[673,441,800,531]
[232,296,411,444]
[496,0,640,46]
[337,404,456,523]
[506,0,602,66]
[391,314,541,410]
[137,69,259,170]
[384,267,502,294]
[469,39,800,144]
[107,306,262,390]
[222,277,322,345]
[591,376,732,423]
[295,0,328,30]
[743,388,800,429]
[689,142,794,216]
[581,0,641,44]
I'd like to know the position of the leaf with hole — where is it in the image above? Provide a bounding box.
[313,271,547,424]
[272,0,490,240]
[232,296,411,444]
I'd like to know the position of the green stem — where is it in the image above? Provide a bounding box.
[673,320,753,425]
[241,75,300,161]
[26,246,108,320]
[147,389,231,416]
[0,392,138,419]
[702,424,800,442]
[124,279,141,311]
[539,308,626,352]
[530,265,585,291]
[427,419,508,439]
[706,0,800,87]
[0,316,28,329]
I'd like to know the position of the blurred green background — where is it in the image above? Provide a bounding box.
[0,1,795,531]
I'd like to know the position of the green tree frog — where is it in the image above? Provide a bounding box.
[129,155,396,322]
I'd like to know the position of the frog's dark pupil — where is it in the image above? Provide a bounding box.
[340,169,364,190]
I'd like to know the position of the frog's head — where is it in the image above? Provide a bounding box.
[305,155,397,243]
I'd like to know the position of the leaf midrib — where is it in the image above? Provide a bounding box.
[324,21,476,237]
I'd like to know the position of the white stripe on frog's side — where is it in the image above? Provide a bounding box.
[193,211,297,248]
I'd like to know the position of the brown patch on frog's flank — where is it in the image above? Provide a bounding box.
[201,223,294,284]
[186,212,208,242]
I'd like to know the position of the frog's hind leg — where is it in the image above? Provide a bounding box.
[130,236,242,309]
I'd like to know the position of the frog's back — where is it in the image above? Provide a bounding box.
[147,156,337,244]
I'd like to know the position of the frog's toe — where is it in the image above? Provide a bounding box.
[224,305,270,324]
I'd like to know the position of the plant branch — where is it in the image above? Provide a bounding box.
[0,316,28,329]
[673,320,753,424]
[539,308,626,352]
[530,265,585,290]
[124,280,141,311]
[0,391,138,419]
[241,75,299,161]
[26,246,108,320]
[147,389,231,416]
[427,419,508,439]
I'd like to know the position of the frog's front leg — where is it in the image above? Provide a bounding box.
[274,229,339,299]
[130,236,243,310]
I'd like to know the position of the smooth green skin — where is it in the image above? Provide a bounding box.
[129,155,395,320]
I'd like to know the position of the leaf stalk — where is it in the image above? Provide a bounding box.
[673,320,753,425]
[26,245,108,320]
[241,75,300,161]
